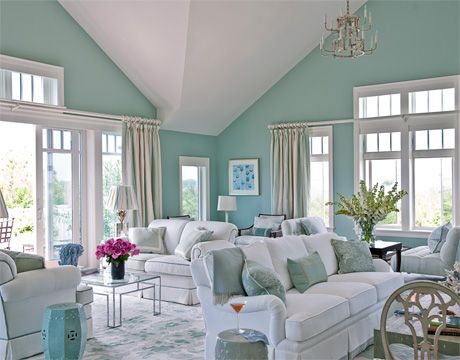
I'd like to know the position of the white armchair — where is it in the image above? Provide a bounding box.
[392,226,460,276]
[0,252,82,360]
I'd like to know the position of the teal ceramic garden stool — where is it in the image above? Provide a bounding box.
[42,303,87,360]
[215,329,268,360]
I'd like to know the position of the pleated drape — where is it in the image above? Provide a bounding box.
[270,126,310,218]
[122,116,162,226]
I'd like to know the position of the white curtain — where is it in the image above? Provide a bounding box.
[122,116,162,226]
[270,125,310,218]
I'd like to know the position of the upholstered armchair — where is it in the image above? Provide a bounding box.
[0,252,82,359]
[391,226,460,276]
[238,213,286,238]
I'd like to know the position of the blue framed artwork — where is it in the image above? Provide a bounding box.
[228,158,259,196]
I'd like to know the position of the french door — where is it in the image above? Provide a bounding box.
[36,127,82,259]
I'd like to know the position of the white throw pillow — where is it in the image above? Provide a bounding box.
[175,227,214,260]
[129,227,166,254]
[302,233,344,276]
[241,241,275,270]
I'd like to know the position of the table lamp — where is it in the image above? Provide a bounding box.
[106,185,138,237]
[217,196,237,223]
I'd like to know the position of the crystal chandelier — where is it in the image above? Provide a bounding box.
[320,0,377,58]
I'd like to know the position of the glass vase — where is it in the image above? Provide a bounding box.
[354,221,376,246]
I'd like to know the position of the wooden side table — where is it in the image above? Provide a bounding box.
[369,240,403,272]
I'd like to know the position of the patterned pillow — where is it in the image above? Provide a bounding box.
[331,239,375,274]
[428,222,452,253]
[175,227,213,260]
[242,259,286,303]
[287,252,328,293]
[129,227,166,253]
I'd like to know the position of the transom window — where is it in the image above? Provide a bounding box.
[409,88,455,114]
[358,94,400,118]
[414,129,455,150]
[365,132,401,152]
[0,54,63,106]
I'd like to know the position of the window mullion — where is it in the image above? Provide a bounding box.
[400,123,410,231]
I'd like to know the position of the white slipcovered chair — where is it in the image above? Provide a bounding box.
[391,226,460,276]
[0,252,84,360]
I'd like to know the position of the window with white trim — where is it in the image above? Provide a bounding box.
[309,126,333,227]
[0,54,63,106]
[179,156,210,221]
[354,75,459,234]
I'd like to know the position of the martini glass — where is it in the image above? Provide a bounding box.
[230,300,247,334]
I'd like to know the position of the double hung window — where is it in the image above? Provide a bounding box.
[354,75,459,235]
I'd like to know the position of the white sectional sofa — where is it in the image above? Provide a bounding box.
[126,219,238,305]
[191,233,404,359]
[0,252,91,360]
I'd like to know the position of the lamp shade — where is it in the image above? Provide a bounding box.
[106,185,138,210]
[217,196,237,212]
[0,190,8,218]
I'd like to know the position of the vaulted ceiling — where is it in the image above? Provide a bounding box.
[59,0,365,135]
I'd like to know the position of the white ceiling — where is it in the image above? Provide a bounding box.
[59,0,365,135]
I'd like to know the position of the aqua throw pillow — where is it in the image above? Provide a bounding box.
[428,222,452,253]
[287,252,328,293]
[331,239,375,274]
[242,259,286,303]
[252,227,272,237]
[300,217,328,235]
[0,249,45,273]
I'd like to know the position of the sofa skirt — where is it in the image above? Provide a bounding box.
[143,284,199,305]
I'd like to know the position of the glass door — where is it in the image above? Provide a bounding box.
[37,127,81,259]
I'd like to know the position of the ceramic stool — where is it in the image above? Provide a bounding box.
[42,303,87,360]
[215,329,268,360]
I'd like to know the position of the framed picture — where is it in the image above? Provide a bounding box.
[228,158,259,196]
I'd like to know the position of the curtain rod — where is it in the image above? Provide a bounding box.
[268,119,353,129]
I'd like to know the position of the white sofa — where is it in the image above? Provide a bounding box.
[191,234,404,359]
[126,219,238,305]
[391,226,460,276]
[0,252,90,360]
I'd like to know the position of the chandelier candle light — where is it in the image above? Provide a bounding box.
[320,0,377,58]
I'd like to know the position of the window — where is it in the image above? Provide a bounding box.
[102,134,122,238]
[309,126,333,227]
[179,156,209,221]
[0,54,63,106]
[354,75,459,234]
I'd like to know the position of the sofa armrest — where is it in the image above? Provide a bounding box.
[191,240,235,260]
[373,258,393,272]
[0,266,81,302]
[217,294,287,346]
[0,252,17,285]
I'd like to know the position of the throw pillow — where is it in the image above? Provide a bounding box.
[253,216,282,231]
[331,239,375,274]
[175,227,214,260]
[300,217,328,235]
[129,227,166,253]
[0,249,45,273]
[287,252,328,293]
[204,247,246,304]
[252,227,272,237]
[428,222,452,253]
[242,259,286,303]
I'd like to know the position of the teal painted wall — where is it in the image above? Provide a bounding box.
[161,130,219,220]
[0,0,218,219]
[216,0,460,246]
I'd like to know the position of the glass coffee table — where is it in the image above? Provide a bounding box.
[81,272,161,328]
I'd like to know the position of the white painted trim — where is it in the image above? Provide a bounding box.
[0,54,65,106]
[375,229,430,239]
[179,156,210,221]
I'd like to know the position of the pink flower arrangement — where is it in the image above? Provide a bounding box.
[95,238,140,264]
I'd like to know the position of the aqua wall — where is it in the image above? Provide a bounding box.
[0,0,217,218]
[216,0,460,245]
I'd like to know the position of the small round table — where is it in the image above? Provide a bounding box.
[215,329,268,360]
[42,303,87,360]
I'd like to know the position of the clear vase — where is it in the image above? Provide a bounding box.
[354,221,376,246]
